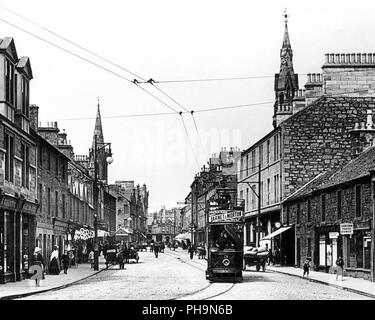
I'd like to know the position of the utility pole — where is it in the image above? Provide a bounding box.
[256,163,261,248]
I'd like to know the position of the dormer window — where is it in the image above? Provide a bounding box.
[5,59,15,106]
[21,77,29,117]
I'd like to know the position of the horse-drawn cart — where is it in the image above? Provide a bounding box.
[243,246,269,272]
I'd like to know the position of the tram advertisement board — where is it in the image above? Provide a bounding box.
[209,210,243,222]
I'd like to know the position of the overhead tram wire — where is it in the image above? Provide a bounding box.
[52,87,375,122]
[146,78,208,156]
[0,5,371,85]
[179,112,201,171]
[0,3,147,82]
[0,17,185,117]
[0,15,204,170]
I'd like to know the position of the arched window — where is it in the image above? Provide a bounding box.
[279,92,284,105]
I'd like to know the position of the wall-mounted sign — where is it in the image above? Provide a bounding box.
[209,210,243,223]
[340,223,353,235]
[329,232,339,239]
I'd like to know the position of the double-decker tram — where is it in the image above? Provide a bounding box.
[206,189,245,282]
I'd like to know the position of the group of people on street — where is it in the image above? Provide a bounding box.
[30,245,88,283]
[302,256,345,281]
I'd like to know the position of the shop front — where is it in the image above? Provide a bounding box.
[0,194,38,284]
[341,220,372,280]
[314,224,342,273]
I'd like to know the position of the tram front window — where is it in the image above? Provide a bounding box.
[209,224,241,252]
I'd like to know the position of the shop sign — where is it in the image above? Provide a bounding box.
[209,210,243,222]
[329,232,339,239]
[340,223,353,235]
[354,220,371,230]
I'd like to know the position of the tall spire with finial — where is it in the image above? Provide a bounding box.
[272,9,299,128]
[282,9,291,50]
[93,97,104,148]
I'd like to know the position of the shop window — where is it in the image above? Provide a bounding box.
[321,194,326,222]
[347,230,371,269]
[355,185,362,218]
[307,238,312,258]
[319,235,326,266]
[307,199,311,223]
[296,203,300,224]
[337,190,342,220]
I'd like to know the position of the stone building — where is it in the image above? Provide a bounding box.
[32,121,70,264]
[0,38,39,284]
[109,180,148,243]
[190,148,241,245]
[283,117,375,280]
[29,105,96,263]
[238,14,375,265]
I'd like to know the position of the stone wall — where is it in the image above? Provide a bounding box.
[283,177,372,268]
[281,97,375,199]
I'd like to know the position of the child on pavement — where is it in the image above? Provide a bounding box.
[303,257,311,277]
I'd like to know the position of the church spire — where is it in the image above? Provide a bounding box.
[272,9,299,128]
[282,9,291,50]
[93,97,104,148]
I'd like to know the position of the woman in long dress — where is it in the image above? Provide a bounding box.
[49,246,61,275]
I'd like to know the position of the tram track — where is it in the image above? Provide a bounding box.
[165,250,237,300]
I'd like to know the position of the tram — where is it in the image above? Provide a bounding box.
[206,189,245,282]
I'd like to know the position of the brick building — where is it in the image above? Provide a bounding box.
[0,38,39,284]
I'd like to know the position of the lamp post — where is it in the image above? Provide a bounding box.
[93,134,113,271]
[127,216,132,244]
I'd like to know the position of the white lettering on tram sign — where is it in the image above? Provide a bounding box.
[340,223,353,235]
[209,210,243,222]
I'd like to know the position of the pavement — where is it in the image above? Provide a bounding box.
[0,256,107,300]
[266,264,375,299]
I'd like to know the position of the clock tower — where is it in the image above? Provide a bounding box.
[273,10,299,128]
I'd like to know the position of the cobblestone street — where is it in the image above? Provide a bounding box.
[18,250,372,300]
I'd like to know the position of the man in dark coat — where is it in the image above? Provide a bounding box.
[154,242,160,258]
[61,250,69,274]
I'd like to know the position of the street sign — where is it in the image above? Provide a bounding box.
[209,210,243,223]
[329,232,339,239]
[340,223,353,235]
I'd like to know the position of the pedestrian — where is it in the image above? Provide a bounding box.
[302,257,311,277]
[336,256,344,281]
[88,250,94,268]
[73,249,79,268]
[31,247,45,287]
[117,251,125,269]
[154,242,159,258]
[61,250,69,274]
[49,246,60,275]
[268,248,273,265]
[188,244,194,260]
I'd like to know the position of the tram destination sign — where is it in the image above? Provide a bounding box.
[209,210,243,222]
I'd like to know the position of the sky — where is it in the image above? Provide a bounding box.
[1,0,375,212]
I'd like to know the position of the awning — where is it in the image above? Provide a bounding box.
[97,230,110,237]
[175,232,191,241]
[260,226,293,241]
